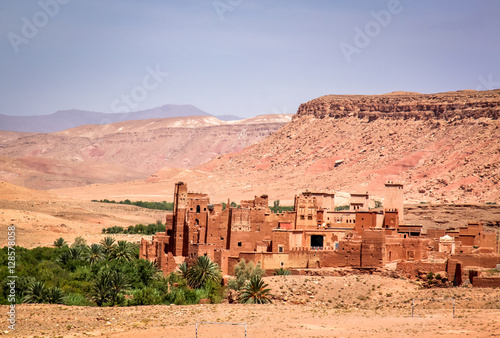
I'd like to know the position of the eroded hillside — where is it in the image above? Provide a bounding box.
[0,114,291,189]
[189,90,500,203]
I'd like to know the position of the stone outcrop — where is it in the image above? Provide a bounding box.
[296,90,500,121]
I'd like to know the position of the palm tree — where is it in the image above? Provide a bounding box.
[53,237,67,248]
[239,276,272,304]
[100,236,116,256]
[177,262,188,279]
[108,270,129,306]
[71,236,87,248]
[24,281,48,303]
[186,256,221,289]
[69,246,84,260]
[135,259,160,287]
[46,287,64,304]
[84,244,104,265]
[91,270,111,307]
[110,240,135,261]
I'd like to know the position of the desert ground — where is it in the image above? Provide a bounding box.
[1,180,499,249]
[2,274,499,337]
[1,181,499,337]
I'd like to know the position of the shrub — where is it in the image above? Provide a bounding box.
[64,293,91,306]
[239,276,272,304]
[129,287,162,306]
[228,259,265,291]
[186,256,222,289]
[273,268,292,276]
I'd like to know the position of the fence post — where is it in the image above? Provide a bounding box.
[196,322,198,338]
[453,298,455,318]
[412,298,414,318]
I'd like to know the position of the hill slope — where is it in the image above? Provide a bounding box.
[0,114,291,189]
[136,89,499,204]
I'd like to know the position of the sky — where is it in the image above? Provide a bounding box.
[1,0,499,118]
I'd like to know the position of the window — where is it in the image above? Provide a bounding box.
[280,262,284,267]
[310,235,323,248]
[196,205,201,213]
[278,246,284,253]
[237,242,242,247]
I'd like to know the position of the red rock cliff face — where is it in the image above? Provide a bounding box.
[192,90,499,204]
[296,90,500,121]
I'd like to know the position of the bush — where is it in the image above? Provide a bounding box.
[239,276,272,304]
[273,268,292,276]
[64,293,90,306]
[129,287,162,306]
[228,259,265,291]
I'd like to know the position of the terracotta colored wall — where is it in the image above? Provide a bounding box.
[361,229,385,268]
[396,261,447,279]
[472,277,500,288]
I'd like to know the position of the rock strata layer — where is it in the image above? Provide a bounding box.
[297,90,500,121]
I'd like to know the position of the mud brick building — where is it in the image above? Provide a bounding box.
[140,182,500,287]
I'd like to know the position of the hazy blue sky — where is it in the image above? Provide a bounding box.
[1,0,499,118]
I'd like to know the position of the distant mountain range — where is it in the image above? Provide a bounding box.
[0,104,242,133]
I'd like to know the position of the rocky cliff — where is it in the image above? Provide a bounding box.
[180,90,500,204]
[297,90,500,121]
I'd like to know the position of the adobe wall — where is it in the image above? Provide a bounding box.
[355,211,378,233]
[361,229,385,268]
[480,232,498,251]
[396,261,447,279]
[472,276,500,288]
[205,209,229,250]
[449,253,500,269]
[214,249,230,275]
[272,231,290,253]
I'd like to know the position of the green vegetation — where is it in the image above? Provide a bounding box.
[270,200,294,213]
[222,201,241,210]
[185,256,221,289]
[0,238,224,307]
[228,259,265,291]
[102,220,165,235]
[92,199,174,211]
[334,205,350,211]
[239,275,272,304]
[273,267,292,275]
[374,200,383,208]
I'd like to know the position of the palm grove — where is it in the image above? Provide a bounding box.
[0,236,273,306]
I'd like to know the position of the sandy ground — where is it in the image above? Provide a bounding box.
[0,182,166,248]
[0,179,499,248]
[2,275,499,337]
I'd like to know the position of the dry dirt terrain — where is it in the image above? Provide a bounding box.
[0,114,291,190]
[50,90,500,207]
[2,275,499,337]
[1,180,499,249]
[0,181,165,248]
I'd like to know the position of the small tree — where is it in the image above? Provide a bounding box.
[228,259,265,291]
[84,244,104,265]
[23,281,48,303]
[239,276,272,304]
[71,236,87,248]
[53,237,67,248]
[110,241,134,262]
[186,256,222,289]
